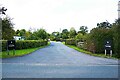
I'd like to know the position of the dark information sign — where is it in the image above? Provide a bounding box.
[104,40,112,50]
[104,40,113,56]
[7,40,16,55]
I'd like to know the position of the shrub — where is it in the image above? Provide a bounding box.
[84,40,96,53]
[86,28,113,53]
[2,40,7,51]
[112,21,120,58]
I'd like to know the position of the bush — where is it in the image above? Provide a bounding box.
[86,28,113,53]
[2,40,7,51]
[84,40,96,53]
[112,22,120,58]
[1,40,48,51]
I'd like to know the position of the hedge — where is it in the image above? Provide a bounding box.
[113,23,120,58]
[1,40,48,51]
[65,39,76,45]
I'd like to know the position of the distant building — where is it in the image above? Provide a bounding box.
[13,36,25,40]
[118,1,120,18]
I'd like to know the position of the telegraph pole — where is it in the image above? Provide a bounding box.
[118,1,120,18]
[0,7,7,40]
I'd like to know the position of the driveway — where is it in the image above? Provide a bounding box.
[2,41,118,78]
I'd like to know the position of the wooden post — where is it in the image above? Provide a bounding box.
[110,50,112,57]
[7,45,9,55]
[105,49,106,56]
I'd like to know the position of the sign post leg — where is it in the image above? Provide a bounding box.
[7,46,9,55]
[110,50,112,57]
[105,49,106,56]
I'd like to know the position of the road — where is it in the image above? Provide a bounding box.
[2,41,118,78]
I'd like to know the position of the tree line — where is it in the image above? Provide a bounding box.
[2,16,88,41]
[1,7,120,58]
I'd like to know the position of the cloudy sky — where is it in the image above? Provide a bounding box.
[1,0,118,33]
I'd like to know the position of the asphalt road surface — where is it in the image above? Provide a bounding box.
[2,41,118,78]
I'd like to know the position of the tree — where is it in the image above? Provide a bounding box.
[69,27,76,38]
[27,28,48,40]
[52,32,59,37]
[97,21,112,29]
[112,19,120,58]
[49,34,55,41]
[51,32,61,41]
[2,17,15,40]
[79,26,88,35]
[75,33,84,41]
[19,29,26,36]
[25,31,32,40]
[61,29,69,39]
[62,34,68,39]
[15,29,20,36]
[36,28,48,40]
[15,29,32,40]
[62,29,68,34]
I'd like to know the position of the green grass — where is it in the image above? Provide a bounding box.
[0,42,50,58]
[62,42,65,45]
[65,44,117,59]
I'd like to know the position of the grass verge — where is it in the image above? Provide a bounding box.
[0,42,50,58]
[65,44,118,59]
[62,42,65,45]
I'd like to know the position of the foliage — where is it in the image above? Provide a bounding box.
[15,29,32,40]
[69,27,76,38]
[97,21,112,29]
[62,29,69,34]
[51,32,61,41]
[2,40,7,51]
[79,26,88,35]
[27,28,48,40]
[15,30,20,36]
[35,28,48,40]
[65,39,76,45]
[52,32,59,37]
[86,27,113,53]
[49,34,55,41]
[112,19,120,58]
[25,31,32,39]
[61,29,69,39]
[2,17,15,40]
[75,33,84,41]
[19,29,26,36]
[62,33,68,39]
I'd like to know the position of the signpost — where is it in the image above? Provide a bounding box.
[104,40,112,56]
[7,40,16,55]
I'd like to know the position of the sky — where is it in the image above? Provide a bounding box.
[0,0,118,33]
